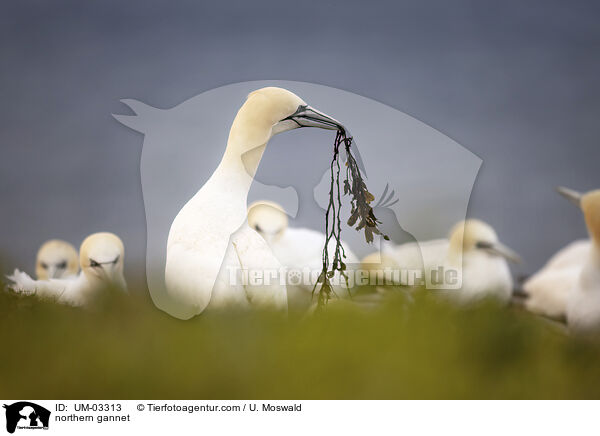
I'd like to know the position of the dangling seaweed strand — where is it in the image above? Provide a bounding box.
[313,130,389,307]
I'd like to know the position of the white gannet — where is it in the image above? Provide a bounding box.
[7,232,127,307]
[377,219,520,303]
[35,239,79,279]
[553,187,600,333]
[523,188,592,319]
[247,200,359,309]
[164,87,350,318]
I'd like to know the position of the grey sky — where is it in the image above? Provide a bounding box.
[1,0,599,285]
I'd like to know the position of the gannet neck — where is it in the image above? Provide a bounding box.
[587,244,600,266]
[581,190,600,250]
[219,92,278,180]
[219,141,268,189]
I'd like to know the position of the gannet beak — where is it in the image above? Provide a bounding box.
[103,264,121,284]
[46,265,57,279]
[282,105,346,132]
[477,241,522,263]
[557,186,583,208]
[261,233,275,245]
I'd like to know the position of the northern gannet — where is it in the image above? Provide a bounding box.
[7,232,127,307]
[165,87,349,317]
[247,200,359,310]
[523,187,594,319]
[35,239,79,279]
[377,219,520,303]
[552,187,600,333]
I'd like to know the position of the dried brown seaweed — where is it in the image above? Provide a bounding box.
[314,130,388,306]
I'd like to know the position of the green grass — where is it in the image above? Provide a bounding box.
[1,284,600,399]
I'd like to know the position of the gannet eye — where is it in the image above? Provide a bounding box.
[254,225,262,233]
[57,261,67,270]
[89,259,101,268]
[40,262,48,269]
[475,241,493,250]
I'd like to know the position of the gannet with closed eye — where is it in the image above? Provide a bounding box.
[35,239,79,279]
[7,232,127,307]
[165,87,348,318]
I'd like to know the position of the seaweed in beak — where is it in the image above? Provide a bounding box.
[314,127,389,307]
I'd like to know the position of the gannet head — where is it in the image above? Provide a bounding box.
[35,239,79,279]
[558,187,600,245]
[448,219,521,263]
[247,200,289,245]
[79,232,127,289]
[231,87,345,145]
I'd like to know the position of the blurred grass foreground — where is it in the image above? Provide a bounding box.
[1,283,600,399]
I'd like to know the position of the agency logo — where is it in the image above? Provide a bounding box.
[3,402,50,434]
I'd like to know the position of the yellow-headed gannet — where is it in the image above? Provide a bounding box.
[164,87,350,318]
[523,188,594,319]
[378,219,520,303]
[551,188,600,333]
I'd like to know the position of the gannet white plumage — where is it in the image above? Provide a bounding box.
[523,188,593,319]
[164,87,349,318]
[7,232,127,307]
[553,187,600,333]
[247,200,359,309]
[523,243,589,320]
[35,239,79,279]
[376,219,520,303]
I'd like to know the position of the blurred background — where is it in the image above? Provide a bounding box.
[1,0,599,284]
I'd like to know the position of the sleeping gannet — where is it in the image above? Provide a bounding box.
[552,187,600,333]
[35,239,79,279]
[165,87,351,318]
[378,219,520,303]
[7,232,127,307]
[247,200,359,309]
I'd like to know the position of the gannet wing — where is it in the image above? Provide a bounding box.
[522,240,590,319]
[6,269,72,301]
[524,265,581,319]
[6,269,37,295]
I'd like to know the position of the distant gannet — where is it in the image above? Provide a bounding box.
[163,87,350,318]
[7,232,127,307]
[523,188,594,319]
[247,200,359,309]
[35,239,79,279]
[378,219,520,303]
[552,187,600,333]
